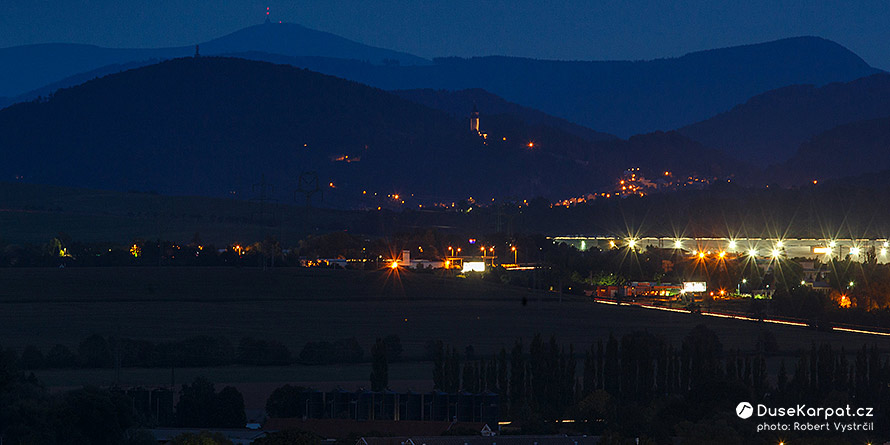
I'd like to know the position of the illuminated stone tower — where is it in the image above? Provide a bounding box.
[469,103,480,134]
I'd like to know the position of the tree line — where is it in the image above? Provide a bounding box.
[8,334,402,370]
[427,327,890,443]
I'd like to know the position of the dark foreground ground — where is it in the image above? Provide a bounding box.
[4,266,890,410]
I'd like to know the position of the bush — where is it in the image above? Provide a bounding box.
[18,345,44,370]
[383,334,403,362]
[299,338,363,365]
[175,377,245,428]
[170,431,233,445]
[78,334,112,368]
[45,344,77,368]
[236,337,292,366]
[265,384,310,418]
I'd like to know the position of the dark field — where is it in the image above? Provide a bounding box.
[0,181,362,245]
[4,266,889,357]
[6,266,890,411]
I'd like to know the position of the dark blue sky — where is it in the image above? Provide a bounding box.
[2,0,889,69]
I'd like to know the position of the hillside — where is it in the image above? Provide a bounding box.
[0,43,184,99]
[199,22,427,66]
[0,22,427,99]
[0,59,165,109]
[392,88,616,142]
[1,28,880,139]
[679,73,890,164]
[774,116,890,185]
[0,57,750,206]
[244,36,880,137]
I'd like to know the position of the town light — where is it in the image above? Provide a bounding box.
[850,247,861,255]
[627,239,637,248]
[748,249,757,257]
[728,240,737,250]
[698,252,706,259]
[674,240,682,248]
[390,261,399,269]
[776,241,784,248]
[829,240,837,248]
[771,249,781,258]
[718,251,726,259]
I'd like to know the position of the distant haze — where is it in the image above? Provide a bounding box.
[2,0,890,69]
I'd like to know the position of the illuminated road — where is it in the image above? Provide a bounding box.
[592,298,890,337]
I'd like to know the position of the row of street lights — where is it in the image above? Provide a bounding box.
[447,245,519,263]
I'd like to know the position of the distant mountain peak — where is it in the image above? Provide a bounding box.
[679,36,875,73]
[199,22,429,66]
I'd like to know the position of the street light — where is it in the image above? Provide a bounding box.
[748,249,757,257]
[511,246,517,263]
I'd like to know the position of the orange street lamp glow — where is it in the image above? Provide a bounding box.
[390,261,399,269]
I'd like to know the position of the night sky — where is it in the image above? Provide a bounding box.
[2,0,890,69]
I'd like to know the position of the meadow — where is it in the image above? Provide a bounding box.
[4,267,888,357]
[5,266,889,411]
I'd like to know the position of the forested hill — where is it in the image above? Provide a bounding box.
[239,36,881,137]
[392,88,616,142]
[679,73,890,164]
[0,57,751,206]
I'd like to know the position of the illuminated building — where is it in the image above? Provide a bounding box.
[469,103,480,133]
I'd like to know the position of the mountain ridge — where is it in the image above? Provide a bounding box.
[0,57,745,206]
[679,73,890,164]
[0,28,880,138]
